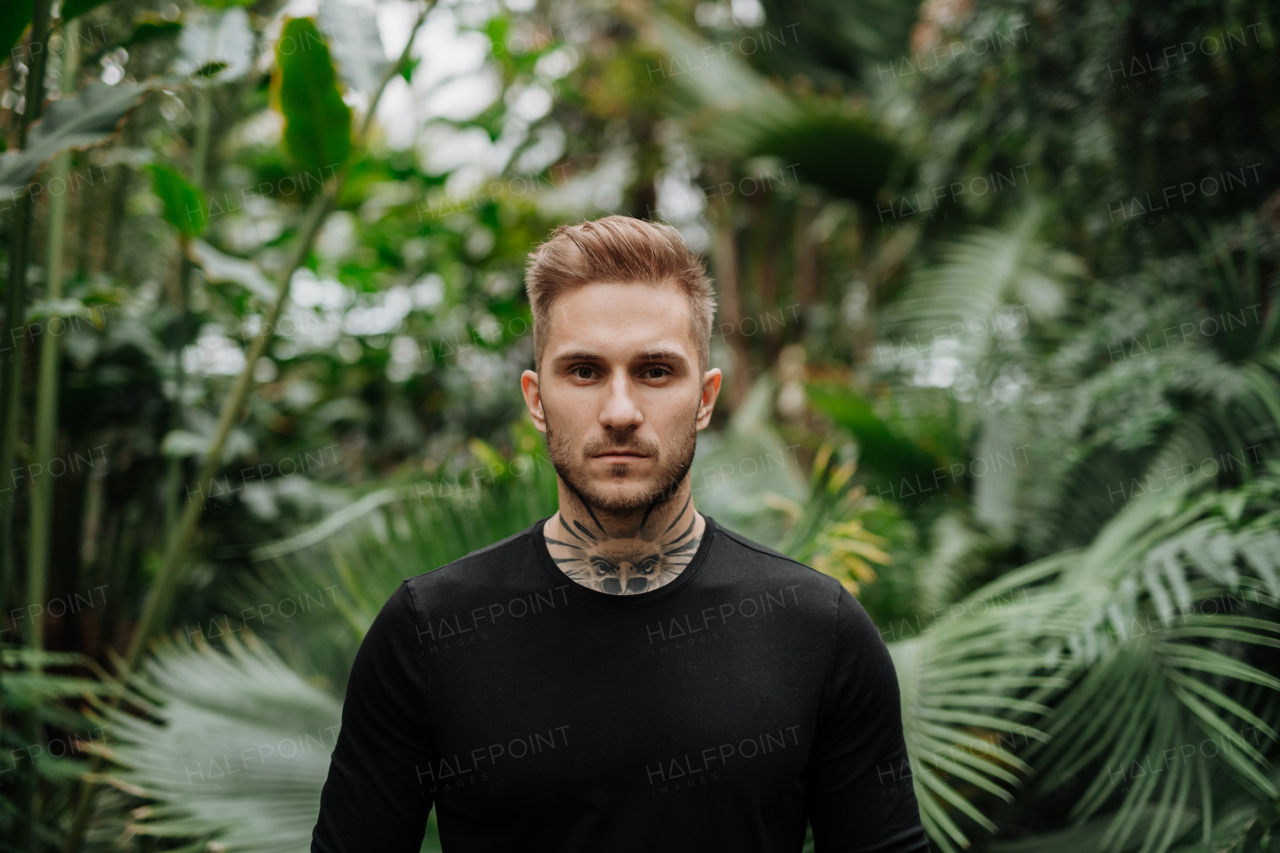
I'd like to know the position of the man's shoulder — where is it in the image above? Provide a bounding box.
[713,522,801,565]
[402,520,544,599]
[709,520,845,598]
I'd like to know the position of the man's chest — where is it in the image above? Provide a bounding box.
[415,584,830,809]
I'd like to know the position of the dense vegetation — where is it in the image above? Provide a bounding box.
[0,0,1277,850]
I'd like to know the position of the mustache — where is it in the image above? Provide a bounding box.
[581,434,661,457]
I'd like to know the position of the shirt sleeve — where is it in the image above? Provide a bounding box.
[312,581,435,852]
[803,587,929,853]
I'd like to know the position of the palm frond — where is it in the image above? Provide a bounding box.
[894,470,1280,853]
[880,198,1081,369]
[1023,482,1280,853]
[914,512,989,613]
[100,635,342,853]
[891,600,1058,852]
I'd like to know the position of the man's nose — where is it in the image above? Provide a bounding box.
[599,374,643,429]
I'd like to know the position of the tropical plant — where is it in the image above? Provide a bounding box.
[0,649,116,847]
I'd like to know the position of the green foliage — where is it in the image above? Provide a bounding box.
[688,377,810,546]
[0,649,112,712]
[0,649,116,844]
[0,82,151,195]
[878,199,1080,343]
[645,12,897,204]
[196,0,258,9]
[60,0,112,21]
[0,0,33,69]
[123,18,184,49]
[756,0,923,84]
[806,382,938,482]
[890,470,1280,853]
[753,106,896,205]
[1,0,1278,851]
[103,454,561,849]
[273,17,352,176]
[102,636,341,851]
[148,163,207,238]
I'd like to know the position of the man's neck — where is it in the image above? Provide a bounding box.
[544,485,705,595]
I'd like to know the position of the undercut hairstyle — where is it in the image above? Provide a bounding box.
[524,215,718,374]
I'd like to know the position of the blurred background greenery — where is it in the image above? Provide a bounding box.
[1,0,1279,850]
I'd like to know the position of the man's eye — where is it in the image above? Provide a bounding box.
[641,366,670,379]
[572,365,596,379]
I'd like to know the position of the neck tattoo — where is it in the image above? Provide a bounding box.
[544,493,704,595]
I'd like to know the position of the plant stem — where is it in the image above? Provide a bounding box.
[163,86,212,532]
[192,86,212,189]
[27,18,80,656]
[0,0,54,645]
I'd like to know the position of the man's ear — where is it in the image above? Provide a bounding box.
[521,369,547,433]
[696,368,722,430]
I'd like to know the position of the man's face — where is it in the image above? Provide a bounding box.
[521,281,721,515]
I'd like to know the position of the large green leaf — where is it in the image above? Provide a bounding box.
[0,81,151,197]
[1016,481,1280,853]
[148,162,207,237]
[806,382,939,483]
[274,17,352,176]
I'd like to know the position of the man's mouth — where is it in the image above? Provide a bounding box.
[593,451,648,461]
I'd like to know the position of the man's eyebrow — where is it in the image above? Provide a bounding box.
[551,351,605,366]
[634,350,687,365]
[549,349,690,367]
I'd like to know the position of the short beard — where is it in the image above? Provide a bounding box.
[545,411,698,517]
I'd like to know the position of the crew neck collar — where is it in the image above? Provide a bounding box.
[531,513,717,608]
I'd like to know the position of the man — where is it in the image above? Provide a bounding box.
[311,216,928,852]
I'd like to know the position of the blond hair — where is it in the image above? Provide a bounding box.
[524,215,717,374]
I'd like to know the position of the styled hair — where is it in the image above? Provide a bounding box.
[523,215,717,374]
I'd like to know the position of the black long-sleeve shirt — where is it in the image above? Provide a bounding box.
[312,515,928,853]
